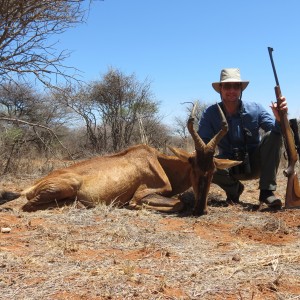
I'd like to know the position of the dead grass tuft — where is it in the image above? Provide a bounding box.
[0,168,300,299]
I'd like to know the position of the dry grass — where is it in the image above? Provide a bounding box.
[0,167,300,299]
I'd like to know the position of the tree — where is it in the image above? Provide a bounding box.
[52,82,105,153]
[139,117,171,150]
[55,68,162,153]
[90,68,159,151]
[0,0,93,86]
[0,82,74,173]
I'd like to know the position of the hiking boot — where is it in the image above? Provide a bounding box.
[259,190,282,208]
[226,182,244,204]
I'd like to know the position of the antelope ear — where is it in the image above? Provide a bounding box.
[168,146,192,162]
[214,158,242,169]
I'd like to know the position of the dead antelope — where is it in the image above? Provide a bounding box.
[0,103,240,215]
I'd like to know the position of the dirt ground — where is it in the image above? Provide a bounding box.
[0,167,300,300]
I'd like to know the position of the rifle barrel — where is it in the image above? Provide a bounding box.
[268,47,280,86]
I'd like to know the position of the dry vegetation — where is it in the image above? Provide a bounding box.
[0,162,300,300]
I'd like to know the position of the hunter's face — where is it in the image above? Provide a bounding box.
[220,82,242,103]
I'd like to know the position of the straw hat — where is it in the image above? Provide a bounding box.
[212,68,249,93]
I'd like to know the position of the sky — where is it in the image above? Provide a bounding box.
[55,0,300,125]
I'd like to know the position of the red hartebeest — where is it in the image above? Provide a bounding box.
[0,103,240,215]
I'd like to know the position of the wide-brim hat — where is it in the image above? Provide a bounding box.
[212,68,249,93]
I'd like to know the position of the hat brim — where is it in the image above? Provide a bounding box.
[212,81,249,93]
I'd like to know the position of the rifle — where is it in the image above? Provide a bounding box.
[268,47,300,208]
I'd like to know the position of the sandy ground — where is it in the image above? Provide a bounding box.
[0,167,300,300]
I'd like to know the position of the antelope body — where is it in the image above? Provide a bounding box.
[0,104,241,215]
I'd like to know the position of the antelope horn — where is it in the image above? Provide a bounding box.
[187,102,206,151]
[207,104,228,150]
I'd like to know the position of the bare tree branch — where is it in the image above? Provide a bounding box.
[0,0,95,86]
[0,116,74,160]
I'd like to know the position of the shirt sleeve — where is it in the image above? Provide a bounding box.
[257,103,281,134]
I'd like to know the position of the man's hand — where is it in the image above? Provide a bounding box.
[270,96,288,122]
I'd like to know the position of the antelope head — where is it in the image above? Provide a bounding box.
[170,102,242,215]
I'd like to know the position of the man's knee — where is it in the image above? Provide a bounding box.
[262,131,283,148]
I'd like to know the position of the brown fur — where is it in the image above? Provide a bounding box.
[17,145,193,212]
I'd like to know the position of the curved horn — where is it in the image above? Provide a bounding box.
[207,104,228,150]
[187,102,206,151]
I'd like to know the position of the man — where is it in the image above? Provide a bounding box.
[198,68,288,207]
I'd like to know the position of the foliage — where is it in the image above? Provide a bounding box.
[54,68,166,153]
[0,82,75,173]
